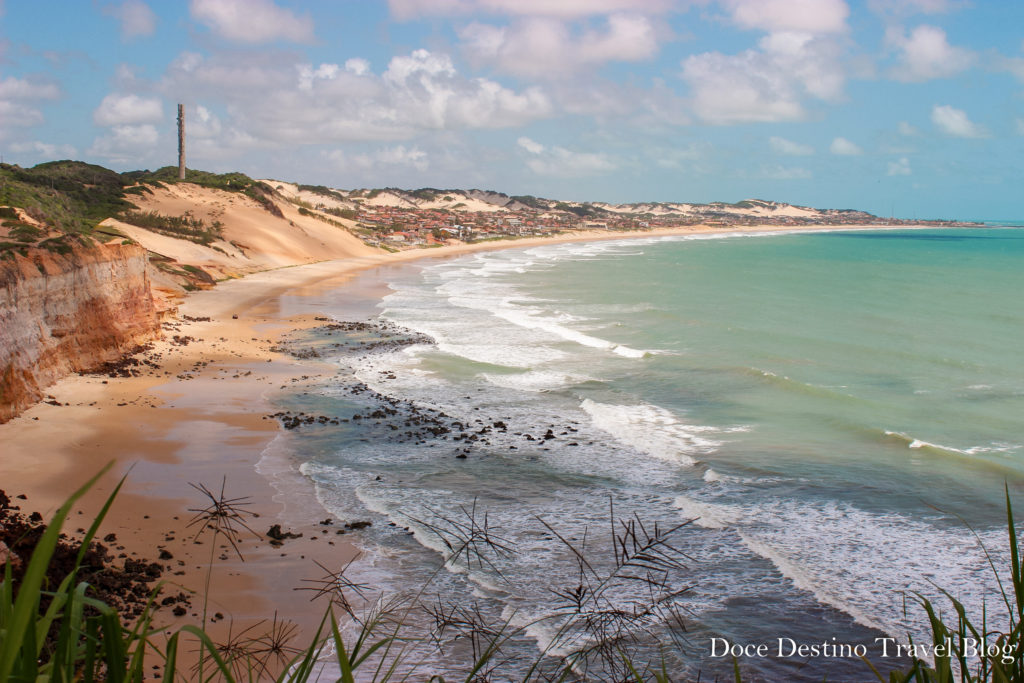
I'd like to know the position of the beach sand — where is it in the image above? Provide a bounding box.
[0,222,894,661]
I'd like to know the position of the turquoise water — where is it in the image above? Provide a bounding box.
[270,228,1024,680]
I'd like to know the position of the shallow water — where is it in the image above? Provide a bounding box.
[263,228,1024,680]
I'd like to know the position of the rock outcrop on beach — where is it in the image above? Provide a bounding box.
[0,242,159,422]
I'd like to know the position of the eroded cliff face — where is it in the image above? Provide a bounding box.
[0,242,159,422]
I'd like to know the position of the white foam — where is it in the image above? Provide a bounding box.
[885,430,1022,457]
[479,370,593,392]
[673,495,1010,642]
[581,399,721,466]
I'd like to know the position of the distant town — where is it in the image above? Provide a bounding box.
[270,183,977,251]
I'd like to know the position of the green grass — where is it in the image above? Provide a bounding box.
[0,161,136,235]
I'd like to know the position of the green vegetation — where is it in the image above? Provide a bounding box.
[296,184,347,203]
[410,188,440,201]
[297,206,348,229]
[2,471,1023,681]
[316,205,358,220]
[510,194,546,210]
[118,210,224,246]
[130,167,285,218]
[0,161,136,235]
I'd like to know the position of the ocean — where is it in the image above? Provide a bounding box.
[260,227,1024,681]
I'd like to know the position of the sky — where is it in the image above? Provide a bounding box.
[1,0,1022,220]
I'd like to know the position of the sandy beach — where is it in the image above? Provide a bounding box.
[0,222,896,654]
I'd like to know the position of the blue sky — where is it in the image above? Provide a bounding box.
[1,0,1022,220]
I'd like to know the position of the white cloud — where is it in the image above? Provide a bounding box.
[389,0,674,20]
[829,137,862,155]
[722,0,849,34]
[763,165,812,179]
[1017,118,1024,136]
[326,145,430,172]
[10,140,77,158]
[0,77,60,100]
[93,93,163,126]
[88,124,160,163]
[0,76,61,133]
[104,0,157,39]
[898,121,919,136]
[190,105,222,138]
[158,49,551,147]
[931,104,986,138]
[887,157,911,175]
[517,136,616,176]
[999,56,1024,83]
[769,135,814,155]
[682,32,845,124]
[516,136,545,154]
[345,58,371,76]
[0,101,45,127]
[373,145,429,171]
[189,0,314,44]
[888,25,974,81]
[459,13,659,79]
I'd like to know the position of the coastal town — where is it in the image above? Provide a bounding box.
[274,184,975,251]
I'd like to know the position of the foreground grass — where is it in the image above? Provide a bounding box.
[2,472,1022,682]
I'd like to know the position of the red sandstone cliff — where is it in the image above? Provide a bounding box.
[0,242,159,422]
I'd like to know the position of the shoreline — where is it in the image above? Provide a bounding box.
[0,221,950,651]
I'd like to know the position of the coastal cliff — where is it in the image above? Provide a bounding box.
[0,242,159,422]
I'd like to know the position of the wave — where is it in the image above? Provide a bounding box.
[580,399,721,466]
[673,495,1009,641]
[883,430,1022,457]
[479,370,595,392]
[743,366,859,403]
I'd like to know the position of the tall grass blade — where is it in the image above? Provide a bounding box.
[0,462,110,681]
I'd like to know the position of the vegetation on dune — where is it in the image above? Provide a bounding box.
[296,184,347,203]
[0,161,289,258]
[509,194,547,210]
[118,209,224,246]
[0,161,136,236]
[129,166,285,219]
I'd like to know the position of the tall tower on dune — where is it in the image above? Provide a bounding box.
[177,104,186,180]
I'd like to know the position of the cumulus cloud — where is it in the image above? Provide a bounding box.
[931,104,986,138]
[769,135,814,155]
[10,140,77,158]
[0,76,60,101]
[93,93,163,126]
[459,13,659,79]
[190,104,223,138]
[190,0,314,44]
[0,76,61,133]
[682,31,845,124]
[104,0,157,39]
[517,136,616,176]
[88,124,160,163]
[326,145,430,172]
[158,49,551,147]
[888,25,974,81]
[389,0,674,20]
[829,137,862,154]
[721,0,849,34]
[887,157,911,175]
[516,136,544,154]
